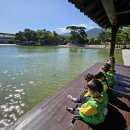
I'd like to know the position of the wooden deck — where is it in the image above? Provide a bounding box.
[7,63,130,130]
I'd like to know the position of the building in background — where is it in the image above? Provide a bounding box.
[0,33,15,43]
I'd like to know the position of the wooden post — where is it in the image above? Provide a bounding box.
[110,26,119,56]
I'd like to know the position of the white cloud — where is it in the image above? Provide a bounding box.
[86,25,94,30]
[57,27,70,33]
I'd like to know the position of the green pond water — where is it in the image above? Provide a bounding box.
[0,46,123,129]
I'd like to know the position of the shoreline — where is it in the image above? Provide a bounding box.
[0,44,122,50]
[0,44,17,46]
[122,49,130,66]
[0,44,106,48]
[57,44,107,49]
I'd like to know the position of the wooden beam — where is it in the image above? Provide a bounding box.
[116,10,130,15]
[110,26,119,56]
[101,0,117,26]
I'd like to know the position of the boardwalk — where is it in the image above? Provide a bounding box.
[7,63,130,130]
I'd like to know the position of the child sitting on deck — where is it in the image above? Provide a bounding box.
[107,56,116,74]
[66,79,107,125]
[100,64,115,87]
[95,71,108,91]
[68,73,95,103]
[95,72,108,107]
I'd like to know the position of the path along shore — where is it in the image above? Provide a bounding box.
[0,44,17,46]
[58,44,106,49]
[0,44,106,48]
[122,49,130,66]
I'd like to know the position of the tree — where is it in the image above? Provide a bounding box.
[14,26,88,46]
[36,30,45,44]
[97,27,130,48]
[98,30,111,47]
[23,28,37,42]
[15,31,24,41]
[89,38,95,45]
[116,27,130,48]
[53,31,58,38]
[66,26,88,45]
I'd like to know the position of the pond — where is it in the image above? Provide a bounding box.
[0,46,123,129]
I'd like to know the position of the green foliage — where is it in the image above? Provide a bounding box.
[24,28,37,42]
[15,31,24,41]
[15,26,130,47]
[98,29,111,43]
[36,29,45,44]
[66,26,88,45]
[15,29,66,46]
[97,27,130,48]
[88,38,101,45]
[116,27,130,48]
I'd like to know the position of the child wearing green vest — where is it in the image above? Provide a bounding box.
[95,71,108,91]
[95,71,108,107]
[100,64,115,87]
[107,56,116,74]
[66,79,108,125]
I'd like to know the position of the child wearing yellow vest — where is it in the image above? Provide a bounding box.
[66,79,108,125]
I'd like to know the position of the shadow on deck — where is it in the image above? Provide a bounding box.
[7,63,130,130]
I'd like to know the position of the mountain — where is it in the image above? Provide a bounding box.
[60,33,69,36]
[86,28,105,38]
[60,28,105,38]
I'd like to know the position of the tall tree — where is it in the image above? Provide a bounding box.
[15,31,24,41]
[36,30,45,44]
[23,28,37,42]
[66,26,88,45]
[98,30,111,47]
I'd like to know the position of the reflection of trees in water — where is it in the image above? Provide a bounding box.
[16,47,123,65]
[97,49,123,64]
[69,48,87,53]
[97,49,109,62]
[16,46,59,53]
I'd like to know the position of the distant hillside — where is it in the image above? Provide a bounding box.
[60,28,105,38]
[86,28,105,38]
[60,33,69,36]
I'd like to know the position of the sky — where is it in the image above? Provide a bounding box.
[0,0,100,34]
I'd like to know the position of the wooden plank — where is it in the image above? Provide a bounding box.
[71,120,89,130]
[71,64,130,130]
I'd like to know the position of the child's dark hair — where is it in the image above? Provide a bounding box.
[95,72,105,79]
[101,64,110,72]
[105,63,111,68]
[108,56,115,64]
[84,73,95,82]
[87,79,103,94]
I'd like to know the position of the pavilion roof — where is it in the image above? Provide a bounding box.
[68,0,130,28]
